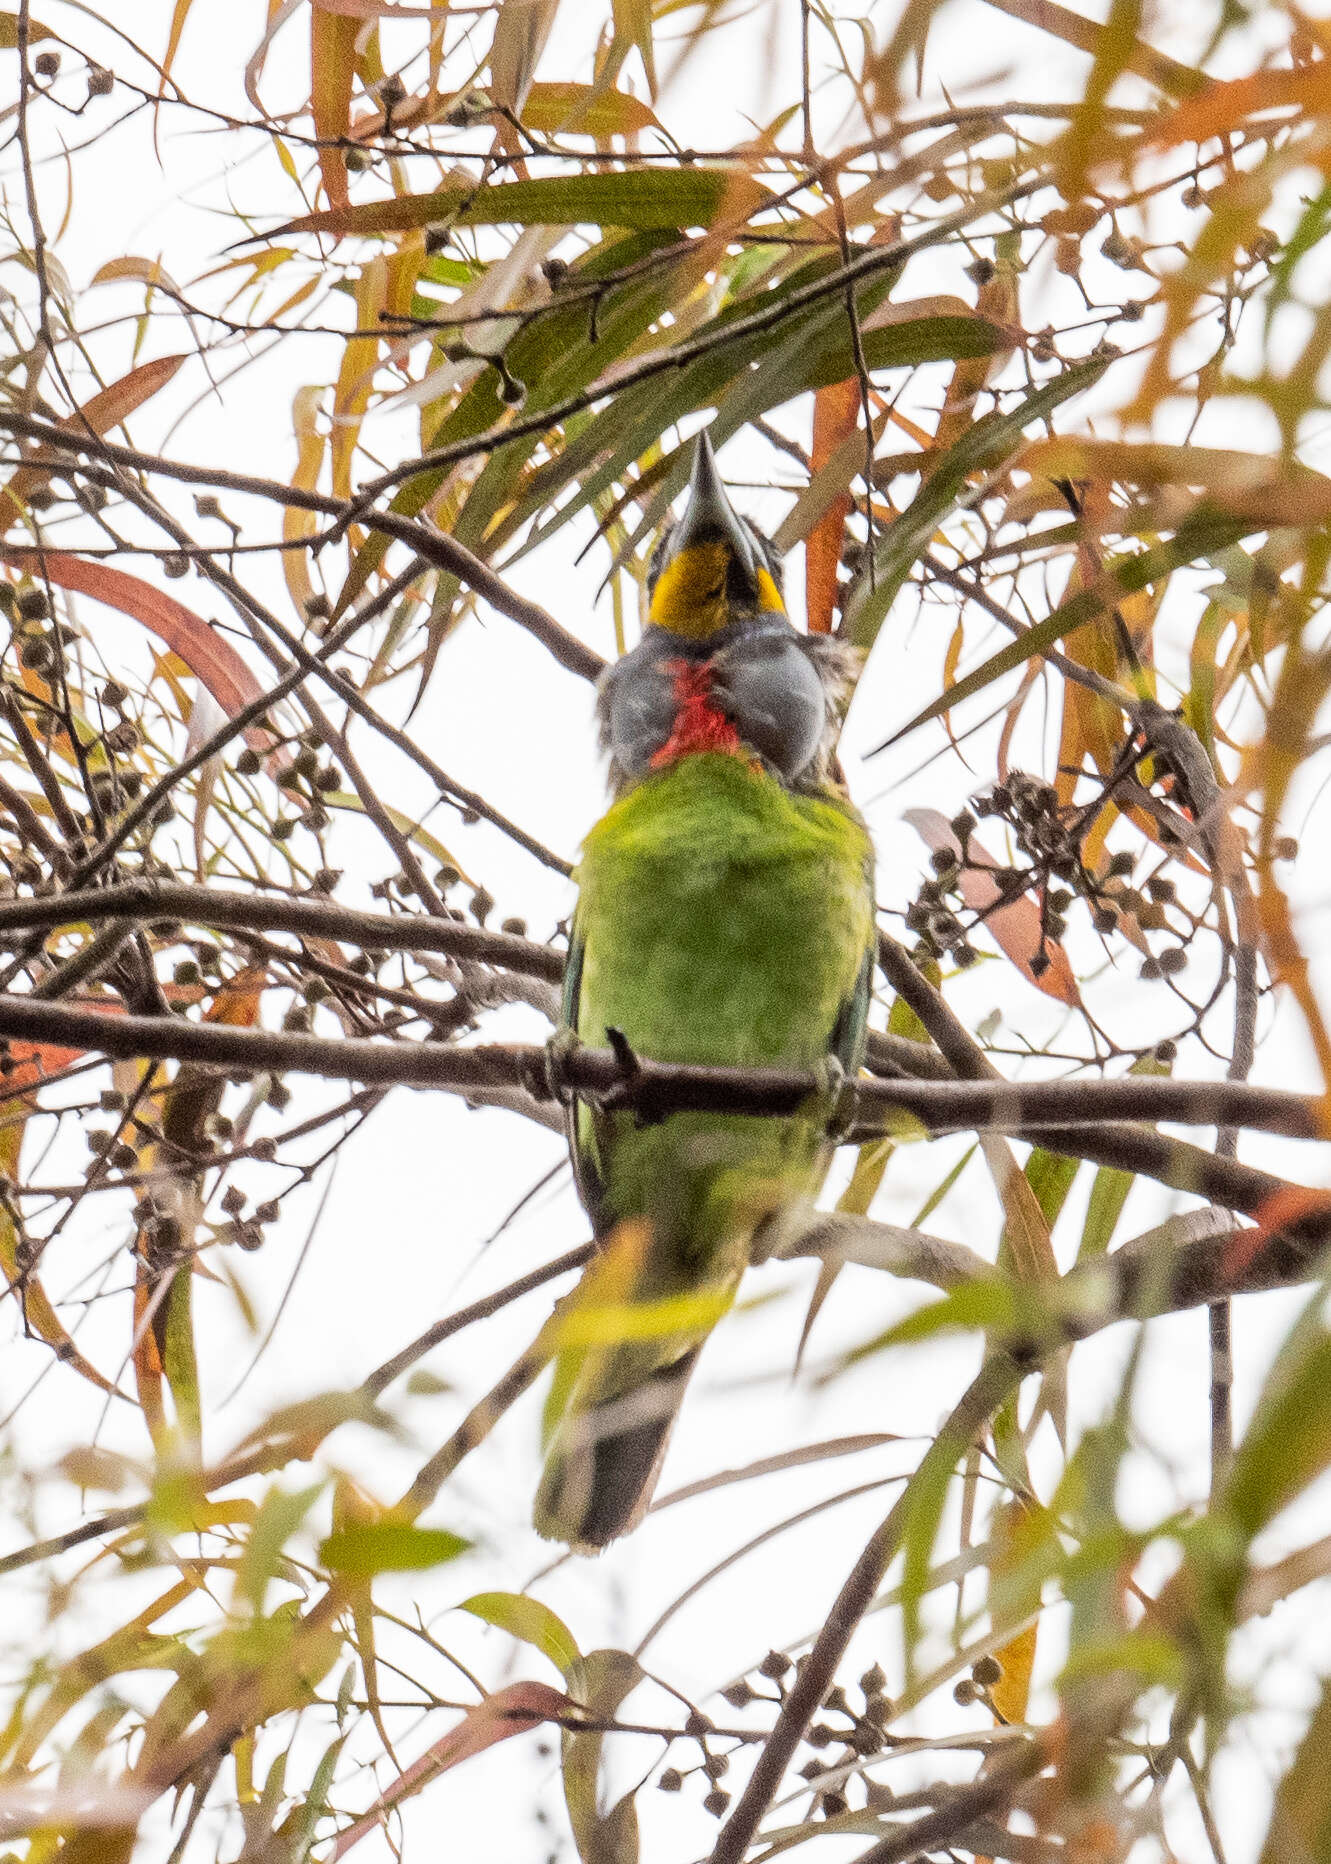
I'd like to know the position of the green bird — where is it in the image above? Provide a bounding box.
[534,433,876,1550]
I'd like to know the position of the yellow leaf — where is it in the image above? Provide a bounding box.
[311,5,358,210]
[283,385,325,617]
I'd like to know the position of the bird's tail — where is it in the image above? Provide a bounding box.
[532,1214,744,1551]
[532,1344,702,1550]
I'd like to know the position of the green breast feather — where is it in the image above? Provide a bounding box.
[566,749,874,1272]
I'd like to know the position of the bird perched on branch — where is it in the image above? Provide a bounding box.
[534,431,876,1551]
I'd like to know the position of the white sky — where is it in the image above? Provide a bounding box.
[5,3,1331,1861]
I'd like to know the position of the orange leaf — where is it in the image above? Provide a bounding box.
[1143,63,1324,156]
[976,1499,1043,1864]
[329,1682,571,1858]
[1225,1186,1331,1284]
[0,553,268,733]
[332,259,387,498]
[311,2,359,211]
[161,0,194,85]
[283,386,325,618]
[0,355,186,532]
[806,381,860,635]
[986,1498,1041,1722]
[940,613,968,757]
[905,808,1082,1007]
[205,966,268,1029]
[989,1621,1038,1726]
[930,261,1019,467]
[995,659,1042,784]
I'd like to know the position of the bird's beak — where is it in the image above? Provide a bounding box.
[649,432,782,636]
[668,431,757,590]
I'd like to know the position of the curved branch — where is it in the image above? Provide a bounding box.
[0,992,1316,1224]
[0,880,564,981]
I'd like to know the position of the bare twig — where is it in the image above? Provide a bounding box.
[709,1357,1023,1864]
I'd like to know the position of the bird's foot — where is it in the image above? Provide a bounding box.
[538,1026,581,1105]
[812,1053,855,1141]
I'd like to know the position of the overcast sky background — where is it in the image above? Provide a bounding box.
[4,3,1331,1860]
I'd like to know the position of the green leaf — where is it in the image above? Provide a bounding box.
[1078,1163,1133,1259]
[1264,180,1331,336]
[269,170,767,241]
[1259,1671,1331,1864]
[1223,1288,1331,1542]
[842,356,1108,654]
[842,1274,1021,1363]
[1024,1147,1080,1230]
[461,1592,581,1680]
[881,506,1249,746]
[319,1523,472,1578]
[237,1483,323,1613]
[552,1287,732,1349]
[515,295,1004,568]
[1077,1051,1166,1257]
[908,1143,976,1228]
[563,1649,644,1864]
[1060,1627,1185,1694]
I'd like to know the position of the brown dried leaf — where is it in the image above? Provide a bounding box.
[311,2,359,211]
[0,355,186,531]
[329,1682,572,1857]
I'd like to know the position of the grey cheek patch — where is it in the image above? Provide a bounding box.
[607,659,679,774]
[712,633,826,779]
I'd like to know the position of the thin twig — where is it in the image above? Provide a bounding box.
[0,1241,596,1578]
[709,1357,1023,1864]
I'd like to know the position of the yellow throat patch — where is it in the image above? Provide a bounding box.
[648,542,785,639]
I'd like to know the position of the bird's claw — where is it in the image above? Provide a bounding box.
[813,1054,854,1141]
[540,1026,581,1105]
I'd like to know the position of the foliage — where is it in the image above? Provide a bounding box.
[0,1,1329,1861]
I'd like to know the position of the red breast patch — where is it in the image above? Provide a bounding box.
[650,658,742,767]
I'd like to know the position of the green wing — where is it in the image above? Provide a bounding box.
[559,914,609,1230]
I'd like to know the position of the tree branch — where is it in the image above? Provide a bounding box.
[0,990,1316,1226]
[0,990,1315,1141]
[0,416,604,685]
[0,880,564,981]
